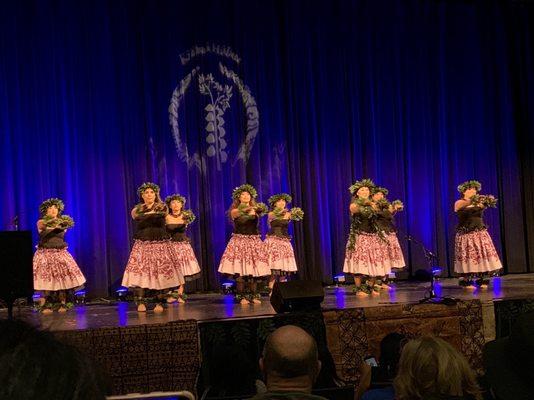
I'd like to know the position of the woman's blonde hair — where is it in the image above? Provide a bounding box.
[394,336,481,400]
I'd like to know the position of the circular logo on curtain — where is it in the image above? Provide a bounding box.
[169,44,259,172]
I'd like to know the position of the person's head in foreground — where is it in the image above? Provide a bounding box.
[0,318,106,400]
[260,325,322,394]
[483,311,534,400]
[394,336,482,400]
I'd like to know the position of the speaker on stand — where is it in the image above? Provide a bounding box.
[270,280,325,313]
[0,231,34,319]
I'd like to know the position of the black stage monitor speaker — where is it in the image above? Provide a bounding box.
[0,231,33,316]
[270,280,325,313]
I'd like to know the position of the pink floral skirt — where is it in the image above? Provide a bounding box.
[33,248,86,291]
[218,234,270,277]
[454,229,502,274]
[122,240,185,290]
[382,232,406,270]
[343,233,391,277]
[169,241,201,279]
[265,235,298,273]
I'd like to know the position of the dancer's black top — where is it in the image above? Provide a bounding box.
[351,212,375,234]
[134,213,169,241]
[234,215,259,235]
[268,219,290,238]
[166,223,188,242]
[456,206,486,233]
[38,228,67,249]
[376,209,395,233]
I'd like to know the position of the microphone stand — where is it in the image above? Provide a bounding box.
[401,232,457,305]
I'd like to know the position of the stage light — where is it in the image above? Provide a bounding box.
[334,274,346,286]
[419,266,456,305]
[116,287,129,301]
[74,289,86,304]
[221,281,234,294]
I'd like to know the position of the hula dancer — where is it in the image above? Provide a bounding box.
[343,179,390,296]
[454,180,502,288]
[371,186,405,288]
[33,198,86,314]
[265,193,304,294]
[165,194,201,303]
[218,184,270,305]
[122,183,185,312]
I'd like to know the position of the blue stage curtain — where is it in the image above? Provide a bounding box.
[1,0,533,296]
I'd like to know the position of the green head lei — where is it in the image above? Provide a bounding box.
[372,186,389,196]
[39,198,65,216]
[349,178,376,195]
[137,182,160,198]
[268,193,292,208]
[165,194,186,207]
[232,184,258,200]
[457,180,481,194]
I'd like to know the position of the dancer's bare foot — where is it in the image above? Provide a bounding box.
[166,296,177,304]
[252,298,262,304]
[475,278,489,289]
[38,297,46,307]
[240,298,249,305]
[177,296,186,303]
[355,289,369,297]
[42,308,53,315]
[58,305,68,313]
[154,304,164,313]
[137,303,147,312]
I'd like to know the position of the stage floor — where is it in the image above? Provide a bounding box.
[4,273,534,332]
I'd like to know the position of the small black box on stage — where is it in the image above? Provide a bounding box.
[270,280,325,313]
[0,231,33,306]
